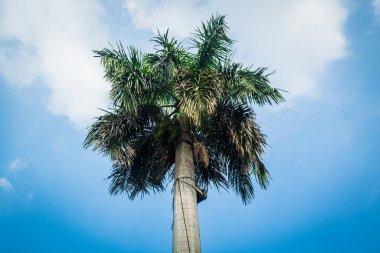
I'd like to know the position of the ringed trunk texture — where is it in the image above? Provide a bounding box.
[172,118,201,253]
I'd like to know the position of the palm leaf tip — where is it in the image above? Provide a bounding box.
[192,14,233,70]
[254,159,271,190]
[107,133,171,200]
[220,63,285,106]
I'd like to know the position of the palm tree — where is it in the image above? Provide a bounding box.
[84,14,284,253]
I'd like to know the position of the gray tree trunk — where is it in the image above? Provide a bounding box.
[172,118,201,253]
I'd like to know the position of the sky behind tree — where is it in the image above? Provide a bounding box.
[1,0,380,252]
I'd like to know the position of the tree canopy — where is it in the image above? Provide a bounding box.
[84,14,285,204]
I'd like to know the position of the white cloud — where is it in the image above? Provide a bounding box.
[0,0,110,128]
[125,0,204,38]
[0,177,12,191]
[8,158,30,172]
[373,0,380,20]
[124,0,348,101]
[0,0,348,128]
[0,43,39,86]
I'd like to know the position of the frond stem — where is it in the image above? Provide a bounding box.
[168,108,179,118]
[159,104,177,108]
[152,82,180,102]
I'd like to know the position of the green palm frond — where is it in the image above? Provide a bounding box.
[192,14,233,70]
[227,160,255,204]
[220,62,285,106]
[84,105,175,199]
[176,70,222,126]
[84,104,162,166]
[198,100,269,203]
[94,44,164,112]
[208,100,267,157]
[194,143,228,191]
[145,30,190,107]
[253,159,271,190]
[147,29,186,69]
[108,132,173,199]
[154,115,178,151]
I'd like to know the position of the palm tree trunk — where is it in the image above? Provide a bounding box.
[172,118,201,253]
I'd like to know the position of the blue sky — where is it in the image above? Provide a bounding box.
[1,0,380,252]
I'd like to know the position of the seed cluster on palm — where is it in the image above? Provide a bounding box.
[84,14,284,252]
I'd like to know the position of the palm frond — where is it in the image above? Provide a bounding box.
[84,105,162,164]
[176,70,222,126]
[94,43,160,111]
[210,100,267,157]
[147,29,187,69]
[85,106,176,199]
[227,159,255,204]
[220,62,285,106]
[192,14,233,70]
[253,158,271,190]
[145,30,191,106]
[194,144,228,191]
[108,132,174,199]
[198,100,269,203]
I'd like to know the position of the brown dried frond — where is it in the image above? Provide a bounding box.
[194,142,209,168]
[241,163,249,175]
[175,69,222,126]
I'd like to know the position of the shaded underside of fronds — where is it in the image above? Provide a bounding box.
[85,13,284,203]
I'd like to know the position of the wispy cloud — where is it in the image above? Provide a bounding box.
[124,0,348,101]
[0,0,111,128]
[8,158,30,172]
[373,0,380,21]
[0,177,12,191]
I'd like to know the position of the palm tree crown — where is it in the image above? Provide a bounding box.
[84,14,284,204]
